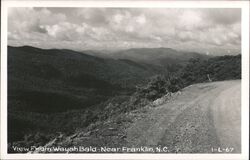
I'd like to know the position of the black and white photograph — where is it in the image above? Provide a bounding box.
[1,0,249,159]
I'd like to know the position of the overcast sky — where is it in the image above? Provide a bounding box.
[8,8,241,55]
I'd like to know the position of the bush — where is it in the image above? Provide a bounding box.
[168,76,184,92]
[135,75,170,101]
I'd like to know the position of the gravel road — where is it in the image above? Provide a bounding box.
[126,80,241,153]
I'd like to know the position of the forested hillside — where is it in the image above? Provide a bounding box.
[8,46,164,145]
[178,55,241,87]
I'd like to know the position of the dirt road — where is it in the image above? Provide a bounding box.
[126,80,241,153]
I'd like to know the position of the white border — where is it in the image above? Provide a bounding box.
[1,1,249,160]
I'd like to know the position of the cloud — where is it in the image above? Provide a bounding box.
[76,8,110,26]
[8,8,241,55]
[8,7,66,41]
[178,10,206,31]
[204,9,241,25]
[8,8,66,31]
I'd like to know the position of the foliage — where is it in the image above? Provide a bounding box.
[135,75,169,101]
[178,55,241,87]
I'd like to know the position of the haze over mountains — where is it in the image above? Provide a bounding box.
[83,47,209,67]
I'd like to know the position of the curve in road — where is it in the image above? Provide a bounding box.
[126,80,241,153]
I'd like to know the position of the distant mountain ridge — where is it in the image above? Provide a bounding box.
[83,47,210,67]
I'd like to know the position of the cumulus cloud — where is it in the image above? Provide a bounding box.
[8,8,241,55]
[8,8,66,32]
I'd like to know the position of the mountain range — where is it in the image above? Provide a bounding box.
[83,47,209,67]
[7,45,210,144]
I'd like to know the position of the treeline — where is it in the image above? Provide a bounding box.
[176,54,241,87]
[132,54,242,101]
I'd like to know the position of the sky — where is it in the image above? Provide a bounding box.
[8,8,241,55]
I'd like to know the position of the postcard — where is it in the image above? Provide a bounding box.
[1,0,249,159]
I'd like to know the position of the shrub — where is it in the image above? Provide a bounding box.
[135,75,170,101]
